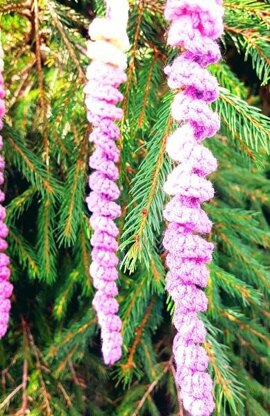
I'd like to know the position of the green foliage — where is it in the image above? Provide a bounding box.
[0,0,270,415]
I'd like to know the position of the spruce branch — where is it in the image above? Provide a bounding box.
[46,311,97,361]
[57,156,87,246]
[122,0,145,123]
[37,197,57,283]
[47,1,86,82]
[27,328,53,416]
[33,0,50,170]
[216,88,270,155]
[120,97,172,272]
[5,134,60,197]
[222,310,270,346]
[8,227,40,279]
[205,338,244,415]
[131,359,172,416]
[210,264,261,307]
[6,187,37,222]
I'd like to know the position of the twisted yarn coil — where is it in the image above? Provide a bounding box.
[85,0,129,365]
[0,42,12,339]
[163,1,224,415]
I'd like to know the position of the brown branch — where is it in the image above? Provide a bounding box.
[54,344,78,377]
[131,358,173,416]
[63,160,84,238]
[224,25,270,66]
[46,316,97,359]
[220,116,256,161]
[0,384,24,412]
[15,318,29,416]
[33,0,49,170]
[220,91,268,133]
[218,231,270,289]
[121,300,155,372]
[138,52,158,127]
[47,2,86,82]
[7,137,32,171]
[1,354,20,393]
[68,362,86,388]
[121,273,149,329]
[128,117,172,259]
[8,229,39,275]
[43,198,51,277]
[222,311,270,346]
[0,1,31,16]
[224,2,270,24]
[57,382,72,408]
[27,328,53,416]
[204,342,233,398]
[8,61,36,109]
[122,0,145,123]
[80,222,92,292]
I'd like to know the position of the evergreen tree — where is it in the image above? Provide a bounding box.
[0,0,270,415]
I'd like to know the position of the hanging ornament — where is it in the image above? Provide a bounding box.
[163,1,224,415]
[85,0,129,365]
[0,41,13,338]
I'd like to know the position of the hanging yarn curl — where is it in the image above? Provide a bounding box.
[85,0,129,365]
[163,1,224,415]
[0,42,12,338]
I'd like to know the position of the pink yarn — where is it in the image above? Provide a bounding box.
[165,56,219,102]
[85,1,129,365]
[0,43,12,339]
[163,1,223,414]
[165,0,224,39]
[171,93,220,141]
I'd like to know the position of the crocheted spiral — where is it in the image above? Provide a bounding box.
[163,1,224,415]
[0,42,12,339]
[85,0,129,365]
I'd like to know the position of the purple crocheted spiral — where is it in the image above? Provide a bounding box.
[163,1,224,415]
[85,1,129,365]
[0,44,13,339]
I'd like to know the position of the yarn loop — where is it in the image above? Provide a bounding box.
[0,42,12,339]
[85,0,129,365]
[163,0,224,414]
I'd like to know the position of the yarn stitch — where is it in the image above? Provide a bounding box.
[85,0,129,365]
[0,41,12,339]
[163,0,224,415]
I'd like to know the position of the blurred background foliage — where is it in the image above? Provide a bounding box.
[0,0,270,415]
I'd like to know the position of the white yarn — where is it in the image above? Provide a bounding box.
[89,18,129,51]
[88,0,130,52]
[87,40,127,69]
[106,0,129,28]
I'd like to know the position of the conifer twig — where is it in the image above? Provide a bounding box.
[27,328,53,416]
[131,358,173,416]
[33,0,49,170]
[121,0,145,156]
[122,300,155,371]
[0,385,24,412]
[126,117,172,262]
[47,2,86,82]
[16,318,29,416]
[138,52,158,127]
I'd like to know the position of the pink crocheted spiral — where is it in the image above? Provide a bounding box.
[163,1,224,415]
[0,44,13,339]
[85,0,129,365]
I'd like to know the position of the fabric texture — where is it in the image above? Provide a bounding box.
[85,0,129,365]
[0,42,13,339]
[163,0,224,414]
